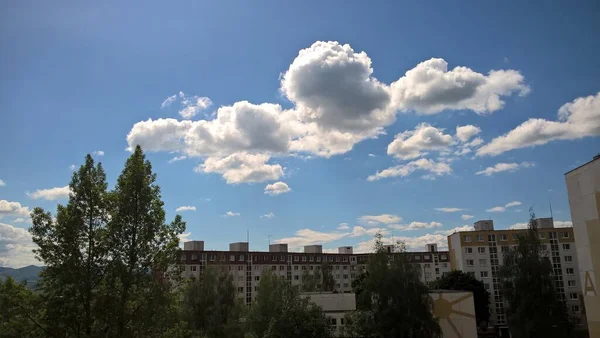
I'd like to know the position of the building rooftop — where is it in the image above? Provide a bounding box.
[564,153,600,175]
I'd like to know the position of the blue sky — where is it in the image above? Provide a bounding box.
[1,1,599,267]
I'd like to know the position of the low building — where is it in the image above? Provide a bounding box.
[302,292,356,336]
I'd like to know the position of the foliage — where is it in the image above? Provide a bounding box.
[0,277,44,338]
[181,267,245,338]
[29,146,186,337]
[499,209,573,338]
[248,270,331,338]
[345,233,441,338]
[430,270,490,326]
[300,262,335,293]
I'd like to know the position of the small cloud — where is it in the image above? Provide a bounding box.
[486,206,506,212]
[486,200,522,213]
[461,214,474,220]
[505,201,521,207]
[264,181,291,196]
[168,155,187,163]
[504,57,509,63]
[12,217,29,224]
[435,207,463,213]
[224,211,240,217]
[178,232,192,247]
[92,150,105,156]
[69,164,76,171]
[0,179,5,187]
[368,153,376,157]
[337,223,350,230]
[476,162,535,176]
[515,209,522,212]
[358,214,402,225]
[176,206,196,212]
[389,221,443,231]
[27,186,71,201]
[161,94,178,108]
[260,212,275,219]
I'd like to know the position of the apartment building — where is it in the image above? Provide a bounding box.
[565,155,600,337]
[448,219,583,331]
[179,241,451,305]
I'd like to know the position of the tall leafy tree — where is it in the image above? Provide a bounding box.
[430,270,490,327]
[102,145,185,337]
[0,277,44,338]
[30,155,109,337]
[248,270,331,338]
[181,267,244,338]
[345,233,441,338]
[499,209,572,337]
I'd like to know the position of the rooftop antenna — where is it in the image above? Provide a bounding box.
[268,235,272,247]
[247,229,249,250]
[548,194,554,219]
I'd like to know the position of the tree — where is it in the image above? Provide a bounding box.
[499,209,572,338]
[300,263,335,293]
[248,270,331,338]
[430,270,490,327]
[345,233,441,338]
[181,267,244,338]
[102,145,186,337]
[0,277,44,338]
[30,155,109,337]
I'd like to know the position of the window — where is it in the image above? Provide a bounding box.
[272,255,276,262]
[565,256,573,262]
[476,235,484,242]
[563,232,570,239]
[466,248,473,254]
[343,274,348,279]
[209,254,216,261]
[466,259,474,266]
[191,254,197,260]
[480,271,489,278]
[572,305,580,313]
[441,254,447,260]
[541,244,547,251]
[342,256,348,262]
[424,255,431,260]
[465,235,472,242]
[255,276,260,281]
[280,255,285,262]
[191,265,197,271]
[237,287,244,293]
[566,268,574,275]
[272,266,277,271]
[343,283,349,288]
[294,265,298,271]
[238,266,244,271]
[335,257,340,262]
[238,276,244,282]
[501,246,509,253]
[308,256,314,262]
[302,256,307,262]
[484,283,490,290]
[568,280,576,287]
[335,265,340,270]
[310,265,314,270]
[329,317,337,326]
[341,318,345,326]
[442,263,448,268]
[539,232,546,239]
[302,266,306,270]
[512,233,519,240]
[335,275,340,279]
[478,247,486,254]
[336,283,341,289]
[179,266,185,272]
[239,255,245,261]
[294,256,299,262]
[479,259,487,266]
[570,293,579,300]
[499,234,507,241]
[351,256,356,262]
[254,265,260,270]
[328,256,334,262]
[351,273,356,279]
[563,244,571,250]
[294,275,299,280]
[342,265,348,270]
[435,268,440,274]
[414,256,421,261]
[228,255,234,262]
[424,263,431,268]
[467,271,475,277]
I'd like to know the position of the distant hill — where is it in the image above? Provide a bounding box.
[0,265,43,288]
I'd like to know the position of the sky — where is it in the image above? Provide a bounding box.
[1,1,599,267]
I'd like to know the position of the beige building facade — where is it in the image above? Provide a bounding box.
[565,155,600,337]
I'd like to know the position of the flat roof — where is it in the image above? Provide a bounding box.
[564,154,600,175]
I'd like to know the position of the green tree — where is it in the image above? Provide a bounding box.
[30,155,109,337]
[181,267,244,338]
[430,270,490,327]
[320,263,335,292]
[300,268,320,292]
[0,277,44,338]
[248,270,331,338]
[102,145,186,337]
[345,233,441,338]
[499,209,573,337]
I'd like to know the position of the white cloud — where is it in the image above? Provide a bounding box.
[476,161,535,176]
[435,207,463,213]
[350,226,389,237]
[168,155,187,163]
[0,200,30,217]
[260,212,276,219]
[358,214,402,225]
[368,153,376,157]
[275,228,348,251]
[368,158,451,181]
[461,214,474,220]
[127,41,527,184]
[224,211,240,217]
[12,218,29,224]
[554,221,573,228]
[27,186,71,201]
[175,206,196,212]
[337,223,350,230]
[162,92,213,119]
[197,153,283,184]
[505,201,522,207]
[0,222,39,268]
[69,164,76,171]
[509,222,528,230]
[456,125,482,142]
[387,123,454,160]
[487,206,506,212]
[354,233,448,253]
[161,94,178,108]
[92,150,104,156]
[264,181,291,196]
[477,91,600,156]
[0,179,5,187]
[389,221,443,231]
[435,225,475,236]
[390,58,529,115]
